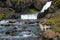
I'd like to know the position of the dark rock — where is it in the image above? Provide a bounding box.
[37,12,47,19]
[33,0,47,10]
[6,0,48,11]
[0,7,15,19]
[0,0,6,2]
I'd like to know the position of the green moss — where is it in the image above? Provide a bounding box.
[29,8,39,13]
[0,13,5,19]
[46,9,60,33]
[47,17,60,23]
[53,0,60,6]
[47,9,60,23]
[48,18,60,33]
[55,9,60,14]
[53,26,60,32]
[52,23,60,32]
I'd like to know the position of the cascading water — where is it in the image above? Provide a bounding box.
[0,1,52,40]
[0,19,41,40]
[20,1,52,19]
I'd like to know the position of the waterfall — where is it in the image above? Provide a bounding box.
[21,1,52,20]
[40,1,52,12]
[21,13,38,19]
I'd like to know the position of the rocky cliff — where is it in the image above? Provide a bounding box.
[0,0,48,19]
[0,0,48,12]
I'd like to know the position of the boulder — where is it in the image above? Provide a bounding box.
[0,7,15,19]
[43,29,56,38]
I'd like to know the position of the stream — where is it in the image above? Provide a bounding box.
[0,1,52,40]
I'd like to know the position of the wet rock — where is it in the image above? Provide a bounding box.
[37,12,47,19]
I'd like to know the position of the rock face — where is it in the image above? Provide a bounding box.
[34,0,47,10]
[0,7,15,19]
[0,0,49,19]
[37,11,47,19]
[0,0,48,10]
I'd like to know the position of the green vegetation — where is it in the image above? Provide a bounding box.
[46,9,60,33]
[48,0,60,10]
[0,13,5,19]
[47,17,60,23]
[29,8,39,13]
[53,24,60,33]
[47,9,60,23]
[53,0,60,5]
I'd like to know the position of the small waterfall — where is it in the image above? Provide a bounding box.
[20,1,52,20]
[21,13,38,19]
[40,1,52,12]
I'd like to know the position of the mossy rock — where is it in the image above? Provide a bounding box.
[46,9,60,33]
[0,13,5,19]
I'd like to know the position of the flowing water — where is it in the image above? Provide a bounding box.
[0,1,52,40]
[20,1,52,20]
[0,19,42,40]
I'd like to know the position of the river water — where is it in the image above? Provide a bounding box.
[0,19,42,40]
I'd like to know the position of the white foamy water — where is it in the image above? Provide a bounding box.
[21,1,52,19]
[0,20,9,24]
[41,1,52,12]
[21,14,38,19]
